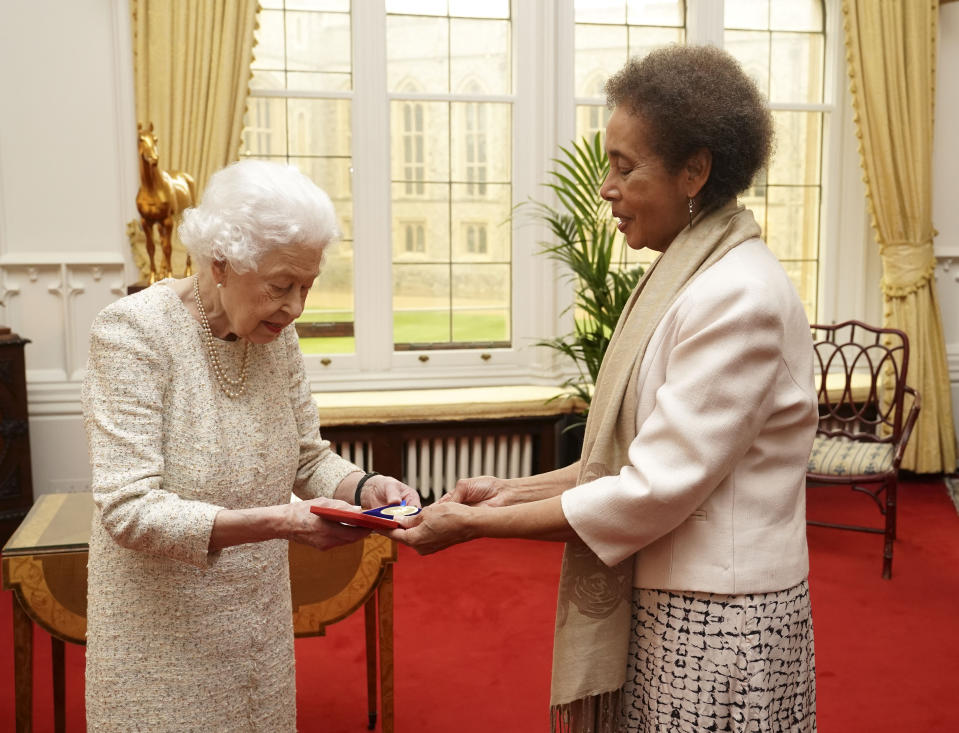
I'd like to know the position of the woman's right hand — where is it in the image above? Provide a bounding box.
[285,496,371,550]
[439,475,512,507]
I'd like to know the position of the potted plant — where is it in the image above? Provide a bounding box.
[519,132,644,428]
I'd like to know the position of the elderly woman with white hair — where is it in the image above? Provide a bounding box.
[81,159,418,732]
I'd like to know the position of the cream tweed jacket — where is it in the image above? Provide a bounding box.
[82,281,359,732]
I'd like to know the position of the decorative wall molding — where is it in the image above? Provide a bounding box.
[0,261,128,411]
[0,252,125,266]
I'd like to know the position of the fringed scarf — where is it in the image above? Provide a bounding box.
[549,201,762,732]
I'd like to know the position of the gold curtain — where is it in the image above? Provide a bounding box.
[842,0,956,473]
[131,0,259,273]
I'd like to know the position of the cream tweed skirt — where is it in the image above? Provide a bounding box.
[622,581,816,732]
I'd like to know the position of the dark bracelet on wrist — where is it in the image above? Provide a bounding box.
[353,471,380,507]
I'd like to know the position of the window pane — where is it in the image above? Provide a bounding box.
[576,2,686,108]
[725,3,824,324]
[252,11,286,71]
[451,19,511,94]
[387,0,447,15]
[393,264,452,345]
[450,103,511,185]
[285,11,351,74]
[765,185,820,262]
[770,31,823,104]
[242,98,288,157]
[244,2,354,354]
[299,244,355,355]
[575,25,628,96]
[452,264,510,343]
[449,0,509,19]
[286,71,352,92]
[627,25,684,59]
[251,69,286,92]
[781,259,818,324]
[387,16,450,93]
[769,111,822,186]
[389,8,513,350]
[390,100,449,183]
[575,104,612,142]
[451,184,511,262]
[391,183,450,261]
[724,30,771,98]
[252,9,352,94]
[576,0,627,24]
[287,99,351,157]
[287,0,350,11]
[724,0,769,30]
[289,157,353,236]
[770,0,822,32]
[626,0,684,27]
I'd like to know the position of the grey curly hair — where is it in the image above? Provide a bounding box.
[605,44,774,213]
[178,159,339,273]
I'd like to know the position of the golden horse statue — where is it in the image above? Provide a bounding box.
[135,123,196,282]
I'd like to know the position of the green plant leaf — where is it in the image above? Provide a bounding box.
[515,132,645,413]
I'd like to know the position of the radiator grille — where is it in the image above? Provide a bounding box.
[331,440,373,472]
[331,434,535,504]
[406,435,534,503]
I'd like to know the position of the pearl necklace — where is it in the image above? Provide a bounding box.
[193,275,250,398]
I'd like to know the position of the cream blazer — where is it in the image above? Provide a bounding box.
[561,239,818,595]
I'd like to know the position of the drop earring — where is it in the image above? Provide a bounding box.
[688,197,695,228]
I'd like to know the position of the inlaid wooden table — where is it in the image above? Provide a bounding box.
[2,492,396,733]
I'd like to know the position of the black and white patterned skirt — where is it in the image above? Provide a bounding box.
[622,581,816,732]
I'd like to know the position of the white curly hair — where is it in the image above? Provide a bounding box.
[178,159,339,274]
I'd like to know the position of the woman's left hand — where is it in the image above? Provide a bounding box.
[387,502,476,555]
[361,474,421,509]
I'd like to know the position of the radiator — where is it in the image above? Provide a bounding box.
[331,434,535,504]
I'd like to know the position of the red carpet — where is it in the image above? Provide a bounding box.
[2,477,958,731]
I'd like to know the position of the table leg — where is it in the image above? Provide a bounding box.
[52,635,66,733]
[363,598,377,730]
[378,564,395,733]
[11,593,33,733]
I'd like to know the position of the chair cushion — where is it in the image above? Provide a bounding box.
[807,435,894,477]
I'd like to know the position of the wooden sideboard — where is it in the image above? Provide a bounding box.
[0,329,33,546]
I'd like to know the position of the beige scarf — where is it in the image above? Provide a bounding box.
[549,201,762,732]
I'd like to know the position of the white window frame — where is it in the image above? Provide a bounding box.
[303,0,876,391]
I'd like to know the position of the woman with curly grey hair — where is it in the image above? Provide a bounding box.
[82,159,418,731]
[393,45,817,732]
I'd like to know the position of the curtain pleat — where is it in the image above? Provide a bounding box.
[131,0,259,275]
[842,0,956,473]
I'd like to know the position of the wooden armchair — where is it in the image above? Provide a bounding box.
[806,320,921,579]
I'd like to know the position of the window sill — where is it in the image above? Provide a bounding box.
[314,385,585,426]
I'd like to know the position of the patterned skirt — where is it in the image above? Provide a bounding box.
[622,581,816,732]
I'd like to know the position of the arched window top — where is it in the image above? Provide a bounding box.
[582,72,606,101]
[396,77,424,94]
[456,76,488,96]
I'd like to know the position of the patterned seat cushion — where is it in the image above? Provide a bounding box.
[807,434,894,477]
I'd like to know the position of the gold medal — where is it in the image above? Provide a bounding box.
[379,504,420,517]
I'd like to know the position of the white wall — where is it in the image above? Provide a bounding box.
[0,0,136,494]
[1,0,957,499]
[934,2,959,451]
